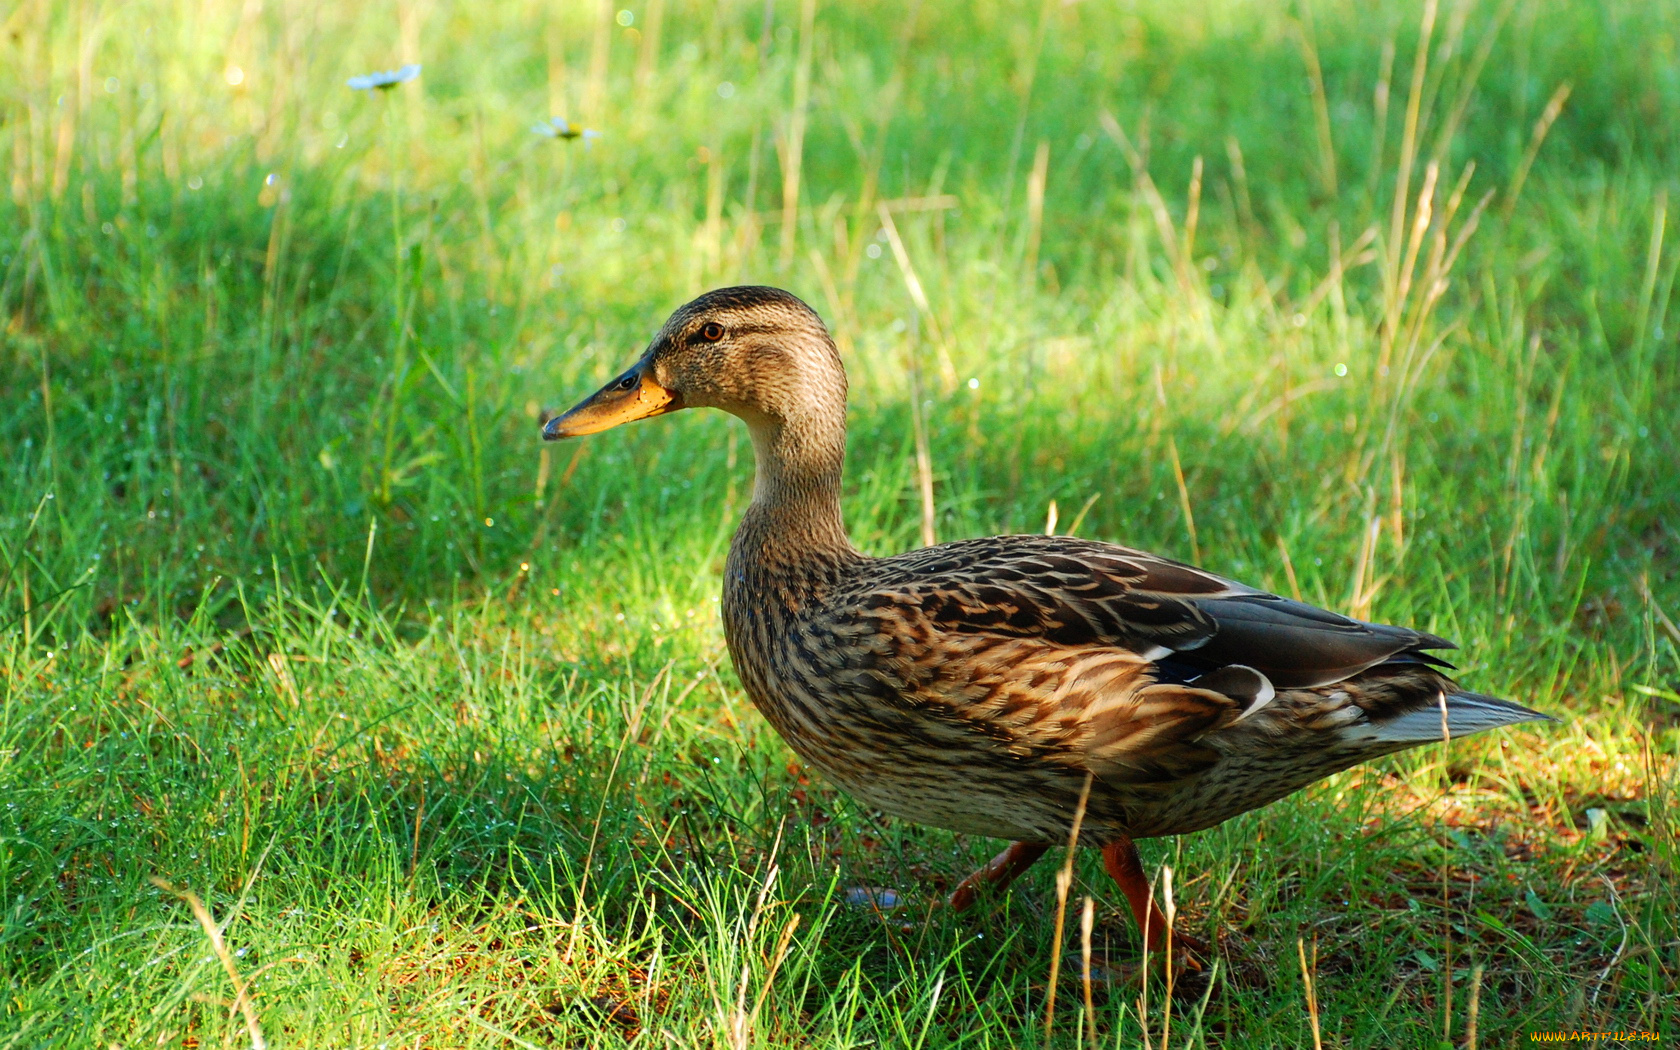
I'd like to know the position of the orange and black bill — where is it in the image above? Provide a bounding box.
[541,355,683,440]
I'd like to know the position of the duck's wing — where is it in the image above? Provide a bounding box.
[841,536,1461,784]
[870,535,1454,688]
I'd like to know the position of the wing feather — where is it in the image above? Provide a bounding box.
[841,534,1464,787]
[866,535,1452,686]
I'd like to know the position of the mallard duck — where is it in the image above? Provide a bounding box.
[542,286,1551,962]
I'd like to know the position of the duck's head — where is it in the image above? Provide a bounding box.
[541,286,845,441]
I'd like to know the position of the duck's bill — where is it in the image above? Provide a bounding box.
[541,361,683,440]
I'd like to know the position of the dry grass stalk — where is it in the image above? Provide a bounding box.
[907,341,937,548]
[1466,963,1484,1050]
[1276,534,1304,601]
[1182,154,1203,277]
[760,194,957,227]
[1165,438,1198,562]
[1099,112,1213,342]
[1063,493,1101,538]
[1153,363,1201,563]
[1631,189,1669,375]
[1368,37,1396,196]
[1042,773,1093,1046]
[408,780,426,880]
[1588,874,1630,1010]
[1080,896,1097,1050]
[743,912,802,1044]
[1426,0,1513,168]
[150,878,268,1050]
[1098,111,1185,281]
[1504,81,1573,216]
[1003,0,1058,200]
[1386,160,1439,369]
[1348,515,1384,620]
[1637,724,1675,876]
[729,828,794,1050]
[1298,935,1323,1050]
[1381,0,1439,346]
[877,203,957,388]
[778,0,817,270]
[1023,140,1050,281]
[1225,134,1256,234]
[265,652,299,706]
[1160,864,1177,1047]
[1292,10,1339,198]
[1373,158,1494,476]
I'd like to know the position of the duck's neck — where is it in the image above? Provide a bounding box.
[733,407,859,573]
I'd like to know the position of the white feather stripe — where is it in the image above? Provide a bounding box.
[1351,693,1548,745]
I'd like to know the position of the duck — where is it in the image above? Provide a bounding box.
[541,285,1551,963]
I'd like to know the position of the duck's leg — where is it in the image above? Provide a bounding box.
[1101,835,1207,967]
[947,841,1050,912]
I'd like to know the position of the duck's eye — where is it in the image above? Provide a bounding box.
[616,373,638,391]
[700,322,725,342]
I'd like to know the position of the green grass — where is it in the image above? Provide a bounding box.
[2,0,1677,1045]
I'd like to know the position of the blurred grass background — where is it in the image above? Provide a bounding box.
[1,0,1676,1045]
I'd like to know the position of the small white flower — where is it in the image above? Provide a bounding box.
[532,117,602,146]
[532,117,599,140]
[347,63,421,91]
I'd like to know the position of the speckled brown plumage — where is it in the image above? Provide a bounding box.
[544,285,1553,958]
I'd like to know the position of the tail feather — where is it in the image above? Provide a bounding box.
[1359,691,1555,747]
